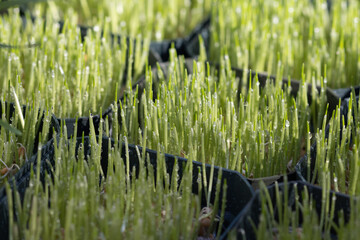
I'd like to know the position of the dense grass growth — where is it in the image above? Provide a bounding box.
[1,0,360,239]
[116,53,327,178]
[307,94,360,195]
[0,11,147,117]
[252,182,342,240]
[6,124,225,239]
[27,0,211,40]
[0,99,53,183]
[210,0,360,88]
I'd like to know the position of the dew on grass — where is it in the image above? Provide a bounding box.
[331,29,338,38]
[155,31,162,40]
[93,26,100,32]
[341,1,347,10]
[59,65,65,76]
[83,92,89,100]
[272,16,279,25]
[321,2,327,10]
[285,120,290,128]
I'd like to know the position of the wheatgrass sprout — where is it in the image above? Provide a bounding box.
[337,198,360,240]
[211,0,360,88]
[0,11,147,117]
[0,99,53,183]
[6,122,226,239]
[252,182,338,240]
[309,94,360,195]
[115,52,327,178]
[26,0,211,40]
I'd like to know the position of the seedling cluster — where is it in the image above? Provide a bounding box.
[118,52,328,178]
[0,0,360,239]
[211,0,360,88]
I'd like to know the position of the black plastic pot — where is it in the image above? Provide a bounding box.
[246,173,298,190]
[222,181,351,240]
[232,67,349,120]
[57,113,109,139]
[0,101,60,155]
[0,137,56,240]
[55,16,210,67]
[148,17,210,64]
[0,135,254,239]
[120,61,322,189]
[295,142,318,184]
[296,93,359,182]
[77,136,254,238]
[295,122,333,184]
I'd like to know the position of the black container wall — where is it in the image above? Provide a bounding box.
[42,15,209,71]
[0,101,60,155]
[124,59,349,189]
[0,137,56,239]
[0,5,358,239]
[77,136,255,238]
[224,181,351,240]
[295,94,359,184]
[0,135,254,239]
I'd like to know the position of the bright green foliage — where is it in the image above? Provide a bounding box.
[0,100,53,182]
[211,0,360,88]
[6,127,225,239]
[1,0,360,238]
[311,94,360,195]
[0,12,147,117]
[117,53,327,178]
[254,182,337,240]
[28,0,211,40]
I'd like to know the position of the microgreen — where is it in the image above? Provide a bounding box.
[251,181,339,240]
[0,0,52,11]
[307,93,360,195]
[0,11,145,117]
[6,121,226,239]
[116,52,327,178]
[210,0,360,88]
[27,0,211,40]
[0,96,53,182]
[0,119,22,136]
[1,1,360,238]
